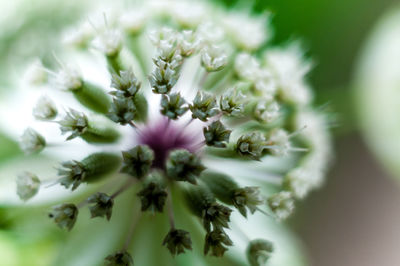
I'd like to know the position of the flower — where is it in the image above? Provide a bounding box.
[12,0,332,265]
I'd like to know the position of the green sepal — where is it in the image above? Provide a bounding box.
[72,82,111,114]
[200,171,238,205]
[107,53,125,74]
[81,153,121,183]
[183,184,215,218]
[81,118,120,143]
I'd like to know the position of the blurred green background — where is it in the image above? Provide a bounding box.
[1,0,400,265]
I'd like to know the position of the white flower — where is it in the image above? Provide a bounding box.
[23,58,47,86]
[32,95,58,121]
[201,45,228,72]
[254,100,280,123]
[264,45,313,105]
[222,12,270,51]
[92,28,122,56]
[267,129,291,156]
[54,65,82,91]
[20,128,46,155]
[268,191,295,220]
[197,22,225,45]
[16,172,41,201]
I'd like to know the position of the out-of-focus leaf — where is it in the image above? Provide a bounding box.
[0,133,20,165]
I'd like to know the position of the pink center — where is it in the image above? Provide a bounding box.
[138,118,201,168]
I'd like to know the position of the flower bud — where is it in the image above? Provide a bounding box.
[49,203,78,231]
[204,229,233,257]
[189,91,219,122]
[246,239,274,266]
[166,149,205,184]
[16,172,40,201]
[253,100,280,123]
[60,109,120,143]
[163,229,192,256]
[149,59,179,94]
[20,128,46,155]
[104,251,133,266]
[203,120,231,148]
[267,191,295,220]
[160,93,188,120]
[58,153,121,191]
[201,45,227,72]
[87,192,114,220]
[236,132,266,160]
[200,171,263,217]
[110,69,141,98]
[32,96,58,121]
[220,88,245,116]
[121,145,154,179]
[137,181,167,213]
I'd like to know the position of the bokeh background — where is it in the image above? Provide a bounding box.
[1,0,400,265]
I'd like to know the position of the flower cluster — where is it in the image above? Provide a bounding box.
[17,0,331,265]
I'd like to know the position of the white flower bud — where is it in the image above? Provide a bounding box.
[55,65,82,91]
[223,13,270,51]
[171,1,207,28]
[267,191,295,220]
[23,59,47,86]
[32,96,58,121]
[201,45,228,72]
[234,53,260,81]
[92,28,122,56]
[62,21,94,48]
[197,22,225,45]
[266,129,290,156]
[16,172,41,201]
[20,128,46,155]
[177,30,200,57]
[254,100,280,123]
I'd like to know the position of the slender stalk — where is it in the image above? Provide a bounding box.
[111,178,137,199]
[123,205,142,250]
[166,185,176,229]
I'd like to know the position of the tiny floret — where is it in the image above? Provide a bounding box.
[236,132,267,160]
[203,120,231,148]
[49,203,79,231]
[163,229,193,256]
[166,149,205,184]
[20,128,46,155]
[104,251,134,266]
[267,191,295,220]
[87,192,114,220]
[201,45,228,72]
[32,96,58,120]
[246,239,274,266]
[137,181,168,212]
[160,93,188,120]
[16,172,41,201]
[121,145,154,179]
[189,91,219,121]
[204,229,233,257]
[111,69,141,98]
[59,109,88,140]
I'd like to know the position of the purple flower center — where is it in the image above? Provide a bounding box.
[138,118,201,168]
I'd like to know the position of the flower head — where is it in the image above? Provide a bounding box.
[14,1,332,265]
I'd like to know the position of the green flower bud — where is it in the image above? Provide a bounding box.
[20,128,46,155]
[87,192,114,220]
[60,109,120,143]
[137,181,168,213]
[162,229,192,256]
[201,45,228,72]
[160,93,188,120]
[246,239,274,266]
[200,171,263,217]
[236,132,267,160]
[166,149,205,184]
[189,91,219,122]
[16,172,40,201]
[32,96,58,121]
[59,109,88,140]
[203,120,231,148]
[267,191,295,220]
[184,184,232,232]
[121,145,154,179]
[149,59,179,94]
[204,229,233,257]
[108,97,137,125]
[49,203,78,231]
[110,69,141,98]
[58,153,121,191]
[104,251,134,266]
[220,89,245,116]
